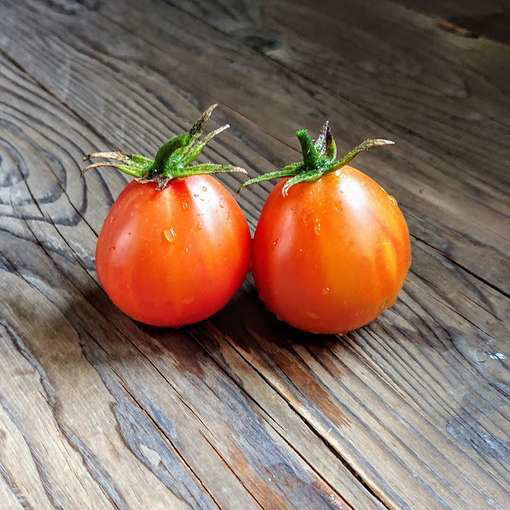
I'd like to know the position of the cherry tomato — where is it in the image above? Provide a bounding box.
[96,176,251,327]
[252,166,411,334]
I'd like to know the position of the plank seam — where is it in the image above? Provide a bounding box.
[186,328,357,508]
[80,333,222,510]
[217,336,392,509]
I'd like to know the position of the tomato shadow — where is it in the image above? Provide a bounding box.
[40,272,345,384]
[32,276,350,432]
[83,278,343,366]
[78,285,211,377]
[217,288,338,348]
[197,287,351,427]
[42,279,196,368]
[1,281,146,379]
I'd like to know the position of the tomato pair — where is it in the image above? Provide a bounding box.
[86,106,410,333]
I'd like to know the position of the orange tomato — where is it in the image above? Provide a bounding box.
[96,176,251,327]
[252,166,411,334]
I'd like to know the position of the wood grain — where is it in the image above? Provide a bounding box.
[155,0,510,294]
[0,0,509,508]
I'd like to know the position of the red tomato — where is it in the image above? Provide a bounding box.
[96,176,251,327]
[252,166,411,334]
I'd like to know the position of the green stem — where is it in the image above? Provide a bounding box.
[296,129,320,169]
[152,133,190,174]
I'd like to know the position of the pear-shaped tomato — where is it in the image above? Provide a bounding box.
[86,105,251,327]
[244,124,411,333]
[97,176,251,327]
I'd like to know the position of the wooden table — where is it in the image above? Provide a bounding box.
[1,0,509,508]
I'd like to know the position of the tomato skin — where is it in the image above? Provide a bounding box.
[252,166,411,334]
[96,176,251,327]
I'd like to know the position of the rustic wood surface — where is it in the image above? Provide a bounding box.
[0,0,509,508]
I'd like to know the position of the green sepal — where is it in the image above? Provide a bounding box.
[174,124,230,169]
[240,162,303,189]
[82,152,154,178]
[82,104,246,186]
[323,138,394,176]
[241,120,394,196]
[282,169,324,196]
[181,163,247,177]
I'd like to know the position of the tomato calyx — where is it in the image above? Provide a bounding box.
[82,104,246,188]
[242,121,394,196]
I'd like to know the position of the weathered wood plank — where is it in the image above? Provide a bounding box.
[0,0,509,508]
[0,52,376,508]
[388,0,510,46]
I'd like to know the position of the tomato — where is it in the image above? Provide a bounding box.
[86,105,251,327]
[245,124,411,334]
[96,176,251,326]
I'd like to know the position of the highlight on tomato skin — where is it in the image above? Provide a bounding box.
[84,105,252,327]
[243,123,411,334]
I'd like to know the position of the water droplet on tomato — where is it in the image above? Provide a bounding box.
[314,220,321,235]
[272,239,279,248]
[182,201,189,209]
[164,227,176,243]
[322,287,331,295]
[185,246,190,254]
